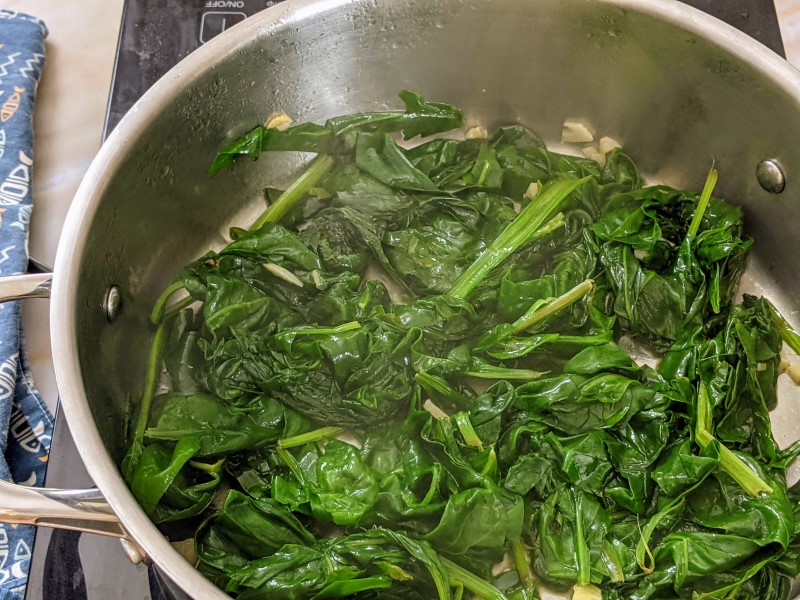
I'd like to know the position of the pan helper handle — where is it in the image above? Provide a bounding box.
[0,480,147,564]
[0,272,51,301]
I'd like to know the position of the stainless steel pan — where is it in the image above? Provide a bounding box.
[5,0,800,597]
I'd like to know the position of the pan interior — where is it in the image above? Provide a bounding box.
[63,0,800,597]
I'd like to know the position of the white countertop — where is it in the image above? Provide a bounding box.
[8,0,800,412]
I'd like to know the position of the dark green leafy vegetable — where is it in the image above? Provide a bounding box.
[447,176,591,300]
[126,93,800,600]
[593,168,751,350]
[145,393,306,457]
[208,90,464,174]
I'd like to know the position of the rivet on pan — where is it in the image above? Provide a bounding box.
[104,285,122,322]
[119,538,149,565]
[756,159,786,194]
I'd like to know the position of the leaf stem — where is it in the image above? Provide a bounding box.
[766,298,800,355]
[415,371,470,407]
[151,281,186,324]
[276,446,306,483]
[250,154,335,230]
[134,323,167,446]
[603,540,625,583]
[695,382,772,496]
[123,322,168,481]
[162,294,196,321]
[695,381,712,436]
[440,557,509,600]
[278,426,343,449]
[511,540,534,590]
[480,447,497,476]
[512,279,595,334]
[636,498,683,574]
[695,429,773,496]
[465,366,547,380]
[687,165,718,239]
[289,321,361,336]
[574,493,591,586]
[447,177,590,300]
[533,211,566,238]
[188,458,225,474]
[453,412,483,450]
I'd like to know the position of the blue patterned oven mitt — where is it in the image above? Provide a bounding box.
[0,11,53,600]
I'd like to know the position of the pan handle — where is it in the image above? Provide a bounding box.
[0,272,51,301]
[0,269,147,563]
[0,480,147,563]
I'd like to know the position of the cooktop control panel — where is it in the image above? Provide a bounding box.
[105,0,282,136]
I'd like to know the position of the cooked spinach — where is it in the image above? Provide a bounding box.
[124,91,800,599]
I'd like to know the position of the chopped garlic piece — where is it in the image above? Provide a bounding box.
[423,399,449,420]
[524,181,540,200]
[582,145,607,168]
[634,249,648,261]
[756,362,767,372]
[788,362,800,385]
[780,357,791,374]
[265,111,293,131]
[465,125,488,140]
[598,136,622,154]
[573,584,603,600]
[491,552,514,576]
[562,120,594,143]
[311,269,326,290]
[264,263,304,287]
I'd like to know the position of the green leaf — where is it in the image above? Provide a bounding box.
[196,489,315,572]
[355,132,441,191]
[209,123,331,175]
[209,90,463,174]
[145,393,300,457]
[129,436,200,515]
[327,89,464,140]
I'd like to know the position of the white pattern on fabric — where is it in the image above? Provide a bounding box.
[0,54,20,87]
[0,355,17,403]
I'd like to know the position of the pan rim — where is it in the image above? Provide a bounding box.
[49,0,800,596]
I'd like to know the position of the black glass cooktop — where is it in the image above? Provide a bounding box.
[25,0,785,598]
